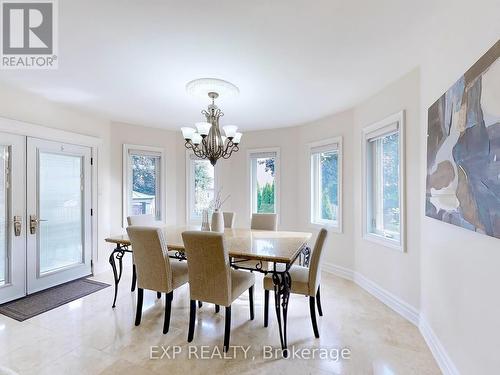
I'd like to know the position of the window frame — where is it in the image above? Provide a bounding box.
[122,144,166,228]
[308,136,343,232]
[247,147,280,221]
[185,151,220,224]
[362,111,406,251]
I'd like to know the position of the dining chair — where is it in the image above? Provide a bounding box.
[223,212,235,228]
[181,231,255,352]
[127,214,155,226]
[127,214,167,297]
[250,213,278,231]
[234,213,278,271]
[126,226,189,334]
[263,228,327,338]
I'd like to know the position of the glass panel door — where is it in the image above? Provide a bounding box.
[26,138,92,293]
[0,133,26,304]
[39,152,84,274]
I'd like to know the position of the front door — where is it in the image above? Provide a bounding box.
[26,138,92,293]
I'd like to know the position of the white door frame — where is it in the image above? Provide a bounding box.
[0,132,26,304]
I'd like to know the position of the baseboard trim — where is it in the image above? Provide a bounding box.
[419,316,459,375]
[323,261,419,325]
[323,261,457,375]
[353,271,420,326]
[322,262,354,281]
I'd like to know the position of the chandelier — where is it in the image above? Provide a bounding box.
[181,78,242,166]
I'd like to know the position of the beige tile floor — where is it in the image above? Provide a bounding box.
[0,259,441,375]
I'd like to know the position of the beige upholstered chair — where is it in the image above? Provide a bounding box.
[251,213,278,230]
[263,228,327,338]
[223,212,235,228]
[182,231,255,352]
[126,226,189,334]
[127,214,155,226]
[127,214,169,295]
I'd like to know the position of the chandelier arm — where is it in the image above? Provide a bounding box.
[222,144,239,159]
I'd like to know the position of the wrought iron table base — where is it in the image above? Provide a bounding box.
[108,243,133,308]
[109,243,309,356]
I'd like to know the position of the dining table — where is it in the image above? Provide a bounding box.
[105,226,312,356]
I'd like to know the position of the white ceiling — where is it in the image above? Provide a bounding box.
[0,0,435,131]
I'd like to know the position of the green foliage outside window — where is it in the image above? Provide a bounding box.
[320,152,338,221]
[132,155,157,195]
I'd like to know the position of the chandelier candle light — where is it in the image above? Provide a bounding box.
[181,78,242,166]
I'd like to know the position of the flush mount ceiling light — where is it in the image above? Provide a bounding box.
[181,78,242,166]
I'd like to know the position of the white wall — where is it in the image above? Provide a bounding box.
[418,1,500,373]
[352,69,421,310]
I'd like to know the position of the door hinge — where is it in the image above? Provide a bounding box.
[90,208,93,216]
[90,157,94,166]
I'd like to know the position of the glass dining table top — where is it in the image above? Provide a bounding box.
[105,226,312,264]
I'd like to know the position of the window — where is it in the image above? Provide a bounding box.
[249,149,279,215]
[310,137,342,230]
[187,154,216,223]
[363,111,405,250]
[123,145,164,226]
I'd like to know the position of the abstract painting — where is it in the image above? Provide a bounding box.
[426,40,500,239]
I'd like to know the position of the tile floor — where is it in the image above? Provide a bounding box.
[0,259,440,375]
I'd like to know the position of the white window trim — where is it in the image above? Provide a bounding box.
[122,144,166,228]
[362,111,406,252]
[185,150,220,224]
[308,136,343,233]
[247,147,280,222]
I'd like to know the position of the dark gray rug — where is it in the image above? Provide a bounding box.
[0,278,110,321]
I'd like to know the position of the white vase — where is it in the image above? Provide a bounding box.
[211,210,224,232]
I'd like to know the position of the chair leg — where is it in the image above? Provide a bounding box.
[188,300,196,342]
[131,264,137,292]
[224,306,232,352]
[135,288,144,326]
[198,301,203,308]
[215,304,220,313]
[264,289,269,327]
[309,296,320,338]
[163,292,173,334]
[157,291,161,299]
[316,285,323,317]
[249,286,254,320]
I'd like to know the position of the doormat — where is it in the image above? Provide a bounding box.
[0,278,109,321]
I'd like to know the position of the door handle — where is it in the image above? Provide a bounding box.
[30,215,47,235]
[13,215,22,236]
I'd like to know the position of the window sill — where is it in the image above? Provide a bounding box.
[309,221,342,233]
[363,232,404,252]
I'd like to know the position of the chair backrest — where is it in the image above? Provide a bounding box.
[250,213,278,231]
[126,226,173,293]
[181,231,232,307]
[223,212,235,228]
[308,228,328,295]
[127,214,155,226]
